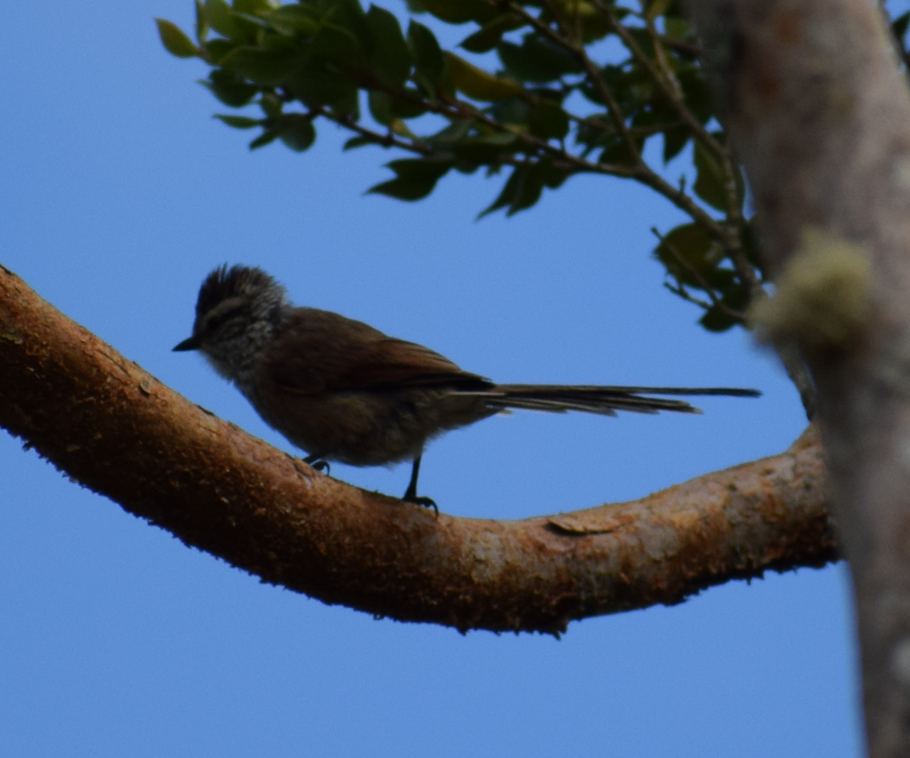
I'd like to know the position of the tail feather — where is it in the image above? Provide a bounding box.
[453,384,760,416]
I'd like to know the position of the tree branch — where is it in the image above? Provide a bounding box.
[0,264,834,634]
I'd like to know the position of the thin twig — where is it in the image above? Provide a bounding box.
[347,66,641,178]
[305,6,736,258]
[309,106,432,156]
[640,1,685,101]
[521,0,645,168]
[587,1,761,303]
[315,101,637,182]
[663,282,713,311]
[498,0,727,234]
[591,0,727,162]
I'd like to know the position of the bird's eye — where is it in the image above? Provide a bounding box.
[203,303,248,336]
[204,311,231,333]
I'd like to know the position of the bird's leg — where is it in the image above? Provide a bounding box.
[303,452,330,474]
[402,455,437,515]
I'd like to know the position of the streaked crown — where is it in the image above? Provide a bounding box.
[195,264,284,322]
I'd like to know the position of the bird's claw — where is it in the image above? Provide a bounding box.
[404,494,438,517]
[304,456,330,474]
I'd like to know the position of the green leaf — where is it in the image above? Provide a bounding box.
[664,16,694,44]
[343,135,377,150]
[309,23,364,67]
[278,115,317,151]
[693,142,727,212]
[259,6,321,35]
[550,0,610,42]
[479,165,524,217]
[287,62,358,109]
[367,176,437,201]
[388,88,430,119]
[281,22,363,109]
[698,305,737,332]
[155,19,198,58]
[460,14,524,54]
[370,88,428,123]
[677,67,712,124]
[387,157,452,181]
[541,161,571,189]
[195,0,209,43]
[573,116,611,156]
[452,159,480,175]
[389,118,417,139]
[497,36,583,83]
[653,223,745,307]
[200,69,259,106]
[444,52,524,101]
[203,38,238,63]
[408,21,447,92]
[249,129,279,149]
[490,97,532,128]
[626,26,658,60]
[221,46,295,85]
[662,125,689,163]
[597,64,657,115]
[328,85,360,120]
[581,62,659,112]
[230,11,276,31]
[367,157,452,201]
[598,135,644,168]
[428,117,473,144]
[368,90,395,125]
[479,162,546,217]
[366,5,411,87]
[479,159,559,217]
[320,0,372,51]
[412,0,498,25]
[645,0,673,21]
[233,0,272,13]
[630,99,676,130]
[653,222,714,285]
[528,100,569,141]
[259,92,283,118]
[205,0,251,40]
[451,132,518,163]
[507,162,546,215]
[214,114,263,128]
[696,282,747,332]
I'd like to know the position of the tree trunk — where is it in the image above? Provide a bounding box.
[686,1,910,753]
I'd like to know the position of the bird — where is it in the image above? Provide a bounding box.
[174,264,760,509]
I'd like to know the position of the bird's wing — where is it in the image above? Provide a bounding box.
[264,308,489,394]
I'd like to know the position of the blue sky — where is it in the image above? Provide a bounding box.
[0,2,862,756]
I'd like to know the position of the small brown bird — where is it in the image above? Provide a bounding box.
[174,265,759,508]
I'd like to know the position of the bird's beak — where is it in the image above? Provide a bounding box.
[173,335,201,352]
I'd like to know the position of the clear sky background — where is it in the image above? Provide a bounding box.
[1,2,863,756]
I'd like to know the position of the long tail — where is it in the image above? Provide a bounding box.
[455,385,761,415]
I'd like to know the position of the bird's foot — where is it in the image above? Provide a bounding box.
[303,454,330,474]
[403,493,438,517]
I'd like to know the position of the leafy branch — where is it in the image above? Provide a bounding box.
[156,0,768,336]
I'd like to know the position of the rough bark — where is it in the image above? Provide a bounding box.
[0,264,834,634]
[685,0,910,754]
